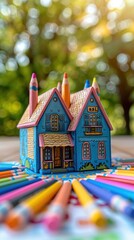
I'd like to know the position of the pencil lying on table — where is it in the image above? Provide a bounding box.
[72,179,107,228]
[0,173,28,184]
[81,179,134,218]
[43,180,72,231]
[5,180,62,230]
[0,170,25,179]
[86,179,134,201]
[0,179,57,222]
[0,176,40,195]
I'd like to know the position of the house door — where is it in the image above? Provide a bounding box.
[54,147,61,168]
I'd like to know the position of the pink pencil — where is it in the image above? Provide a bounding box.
[0,179,56,222]
[97,173,134,180]
[0,179,46,202]
[96,178,134,191]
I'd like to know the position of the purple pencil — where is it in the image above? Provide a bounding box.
[81,180,134,218]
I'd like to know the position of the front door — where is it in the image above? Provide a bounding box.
[54,147,61,168]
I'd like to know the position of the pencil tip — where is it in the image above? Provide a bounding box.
[64,72,68,78]
[32,73,36,79]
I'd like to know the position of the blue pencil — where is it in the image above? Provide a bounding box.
[86,179,134,201]
[0,166,24,172]
[81,180,134,218]
[0,162,20,166]
[0,177,40,195]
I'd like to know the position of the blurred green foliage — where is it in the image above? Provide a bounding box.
[0,0,134,136]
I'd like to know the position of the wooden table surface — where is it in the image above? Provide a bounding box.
[0,136,134,162]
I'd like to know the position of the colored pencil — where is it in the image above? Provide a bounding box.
[5,180,62,230]
[116,167,134,171]
[95,178,134,191]
[81,180,134,218]
[86,179,134,201]
[0,173,28,184]
[96,175,134,185]
[0,169,23,176]
[0,166,24,172]
[0,162,20,166]
[97,173,134,181]
[0,171,26,179]
[0,177,40,195]
[105,169,134,177]
[43,181,72,231]
[62,73,70,108]
[72,179,106,228]
[106,169,134,173]
[0,176,31,188]
[0,179,57,222]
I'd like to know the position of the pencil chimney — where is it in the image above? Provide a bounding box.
[29,73,38,117]
[84,79,90,89]
[92,77,100,97]
[57,82,62,94]
[62,73,70,108]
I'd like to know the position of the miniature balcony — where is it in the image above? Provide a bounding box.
[84,126,102,135]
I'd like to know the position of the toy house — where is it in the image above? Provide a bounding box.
[17,73,113,174]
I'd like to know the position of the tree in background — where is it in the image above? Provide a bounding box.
[0,0,134,135]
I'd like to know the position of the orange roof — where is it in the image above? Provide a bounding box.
[39,134,74,147]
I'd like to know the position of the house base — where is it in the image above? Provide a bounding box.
[40,167,74,174]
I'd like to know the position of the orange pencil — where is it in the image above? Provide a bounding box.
[0,169,23,176]
[62,73,70,108]
[5,180,62,230]
[0,171,25,179]
[43,181,72,231]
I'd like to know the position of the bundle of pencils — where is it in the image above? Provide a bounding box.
[0,163,134,232]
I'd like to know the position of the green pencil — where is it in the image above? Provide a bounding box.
[0,173,28,184]
[0,176,34,188]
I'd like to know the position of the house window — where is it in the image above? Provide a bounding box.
[65,147,72,160]
[84,114,102,135]
[43,147,52,161]
[50,114,59,131]
[98,142,106,159]
[82,142,90,160]
[46,114,65,131]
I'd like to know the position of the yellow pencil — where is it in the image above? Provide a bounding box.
[5,180,62,230]
[72,179,106,228]
[105,169,134,176]
[106,169,134,173]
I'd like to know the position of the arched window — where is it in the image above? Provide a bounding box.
[98,141,106,159]
[82,142,90,160]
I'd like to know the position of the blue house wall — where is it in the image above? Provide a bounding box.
[35,92,71,172]
[20,128,27,166]
[73,93,111,171]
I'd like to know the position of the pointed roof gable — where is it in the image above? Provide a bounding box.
[68,87,113,131]
[17,88,73,129]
